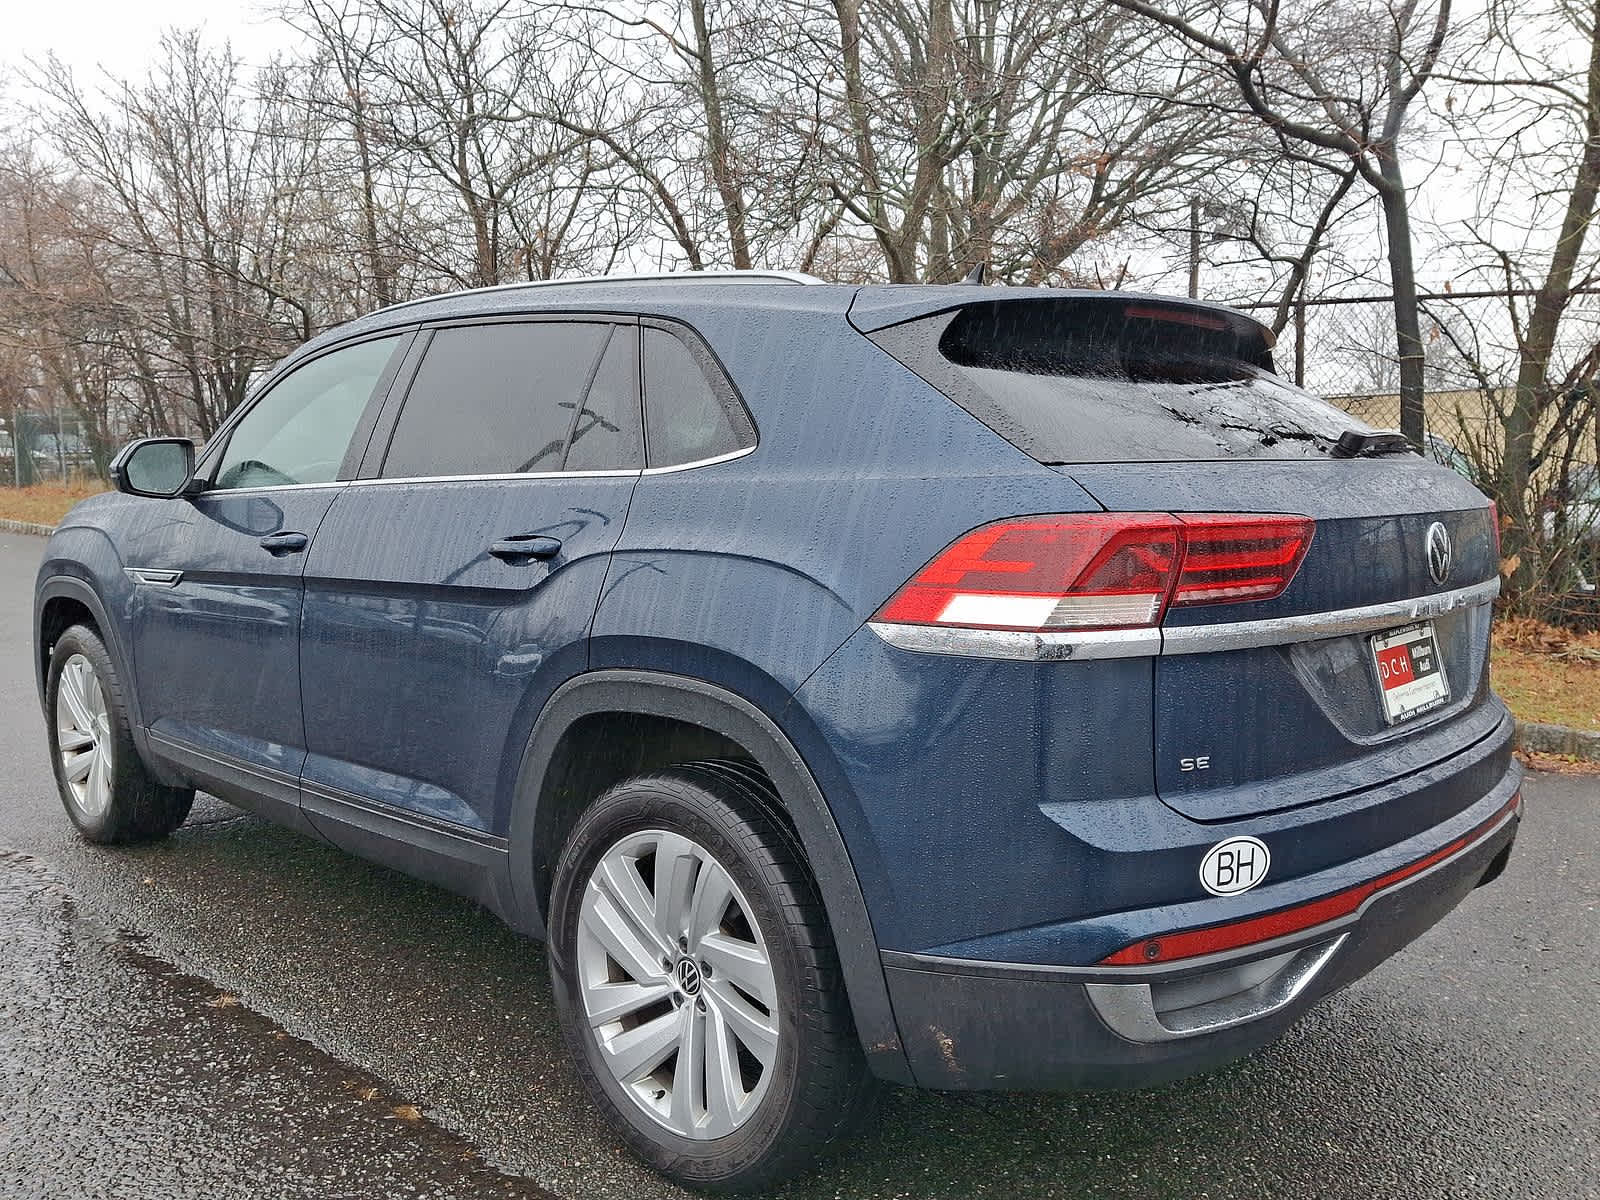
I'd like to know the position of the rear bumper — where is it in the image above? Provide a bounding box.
[878,766,1521,1090]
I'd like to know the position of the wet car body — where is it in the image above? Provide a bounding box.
[35,273,1519,1100]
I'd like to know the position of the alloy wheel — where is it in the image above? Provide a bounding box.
[575,828,779,1140]
[56,653,113,819]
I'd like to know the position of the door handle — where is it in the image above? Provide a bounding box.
[259,531,309,555]
[489,533,562,561]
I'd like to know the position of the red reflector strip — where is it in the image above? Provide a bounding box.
[1123,304,1228,332]
[1098,793,1521,967]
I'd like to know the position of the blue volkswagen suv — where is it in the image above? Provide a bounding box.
[34,272,1521,1190]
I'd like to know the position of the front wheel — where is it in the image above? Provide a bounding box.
[46,623,193,844]
[548,763,878,1191]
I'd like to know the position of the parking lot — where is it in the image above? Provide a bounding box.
[1,530,1596,1199]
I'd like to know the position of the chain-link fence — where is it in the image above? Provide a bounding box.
[1238,288,1600,470]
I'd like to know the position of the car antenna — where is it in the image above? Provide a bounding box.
[959,262,988,285]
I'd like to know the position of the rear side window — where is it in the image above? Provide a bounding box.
[642,326,754,468]
[382,321,638,477]
[869,299,1371,463]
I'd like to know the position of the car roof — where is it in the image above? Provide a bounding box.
[278,271,1277,377]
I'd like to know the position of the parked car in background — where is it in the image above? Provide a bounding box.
[1424,432,1479,486]
[34,272,1521,1190]
[1542,463,1600,592]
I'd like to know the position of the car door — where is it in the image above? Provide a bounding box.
[297,316,641,852]
[127,331,411,825]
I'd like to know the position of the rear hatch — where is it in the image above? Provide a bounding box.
[857,289,1501,822]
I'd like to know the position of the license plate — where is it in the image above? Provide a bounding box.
[1370,622,1450,724]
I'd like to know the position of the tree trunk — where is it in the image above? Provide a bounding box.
[690,0,750,270]
[1375,153,1426,447]
[1501,0,1600,575]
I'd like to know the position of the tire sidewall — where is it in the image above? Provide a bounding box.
[549,776,809,1184]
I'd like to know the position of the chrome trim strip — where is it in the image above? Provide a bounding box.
[1084,935,1347,1043]
[1160,578,1500,656]
[867,622,1161,661]
[123,567,183,588]
[869,579,1499,662]
[640,445,758,475]
[343,468,641,488]
[192,481,347,497]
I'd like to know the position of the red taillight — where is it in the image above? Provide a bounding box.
[1172,515,1314,606]
[874,513,1313,632]
[1488,501,1502,557]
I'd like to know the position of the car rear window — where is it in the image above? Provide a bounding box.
[868,299,1372,463]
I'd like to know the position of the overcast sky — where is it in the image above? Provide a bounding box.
[1,0,292,80]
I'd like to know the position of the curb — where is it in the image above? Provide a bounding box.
[1,512,1595,762]
[1514,720,1600,763]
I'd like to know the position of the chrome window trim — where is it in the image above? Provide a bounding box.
[640,445,757,475]
[868,578,1500,662]
[194,445,759,493]
[191,480,348,497]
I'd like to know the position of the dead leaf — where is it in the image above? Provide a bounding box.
[206,994,240,1009]
[391,1104,423,1121]
[1499,553,1521,578]
[357,1086,380,1102]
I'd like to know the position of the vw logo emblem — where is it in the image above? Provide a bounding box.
[1426,521,1452,585]
[674,957,703,996]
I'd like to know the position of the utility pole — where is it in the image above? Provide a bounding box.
[1188,198,1201,299]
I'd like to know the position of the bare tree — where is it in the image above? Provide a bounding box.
[1107,0,1452,446]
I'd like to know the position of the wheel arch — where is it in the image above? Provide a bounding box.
[509,668,911,1083]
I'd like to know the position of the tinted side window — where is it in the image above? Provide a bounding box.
[642,327,753,468]
[213,335,402,490]
[382,322,617,478]
[562,325,643,472]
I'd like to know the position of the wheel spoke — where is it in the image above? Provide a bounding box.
[59,661,93,731]
[668,1003,705,1131]
[57,727,94,753]
[707,979,779,1068]
[687,858,734,946]
[599,1007,682,1084]
[86,746,109,814]
[702,1003,746,1129]
[595,855,668,955]
[63,748,96,784]
[584,979,673,1027]
[651,832,700,947]
[699,932,776,1010]
[584,886,669,986]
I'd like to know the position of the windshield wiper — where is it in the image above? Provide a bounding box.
[1328,429,1416,459]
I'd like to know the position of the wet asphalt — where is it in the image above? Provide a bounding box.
[0,529,1597,1199]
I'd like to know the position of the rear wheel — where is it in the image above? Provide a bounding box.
[46,624,193,844]
[548,763,877,1191]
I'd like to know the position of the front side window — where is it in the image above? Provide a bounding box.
[212,335,402,490]
[381,321,639,478]
[642,327,754,468]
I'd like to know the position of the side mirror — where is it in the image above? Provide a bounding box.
[110,438,197,499]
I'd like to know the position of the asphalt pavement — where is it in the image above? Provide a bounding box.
[1,530,1596,1199]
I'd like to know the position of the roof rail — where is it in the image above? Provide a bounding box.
[373,269,825,317]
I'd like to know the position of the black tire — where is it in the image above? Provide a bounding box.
[45,623,194,844]
[548,761,879,1192]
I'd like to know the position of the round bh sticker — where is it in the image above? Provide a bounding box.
[1199,836,1271,897]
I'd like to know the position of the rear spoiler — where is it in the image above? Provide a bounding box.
[844,285,1275,349]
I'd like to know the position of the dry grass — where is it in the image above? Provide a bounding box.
[0,480,108,527]
[1492,617,1600,733]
